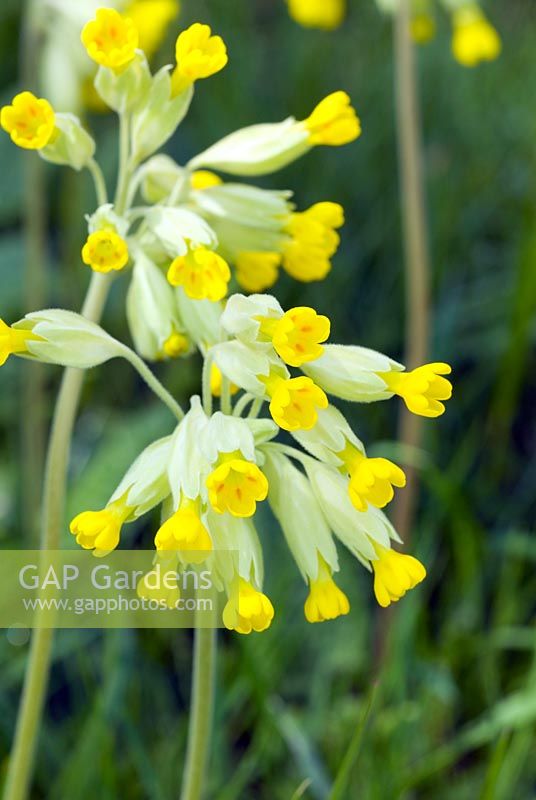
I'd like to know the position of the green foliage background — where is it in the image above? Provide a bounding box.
[0,0,535,798]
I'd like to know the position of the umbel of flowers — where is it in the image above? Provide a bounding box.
[288,0,501,69]
[0,8,452,633]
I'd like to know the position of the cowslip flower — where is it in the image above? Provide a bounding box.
[287,0,346,30]
[451,5,501,67]
[82,230,129,273]
[189,91,361,176]
[0,92,56,150]
[171,23,228,96]
[167,246,231,301]
[81,7,139,72]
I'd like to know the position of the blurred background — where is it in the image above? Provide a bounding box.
[1,0,535,797]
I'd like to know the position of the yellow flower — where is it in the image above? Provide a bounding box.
[372,545,426,608]
[70,497,131,557]
[167,246,231,301]
[206,455,269,517]
[287,0,345,31]
[452,7,501,67]
[82,230,129,273]
[210,363,239,398]
[235,252,281,293]
[411,12,436,44]
[137,560,181,609]
[162,331,190,358]
[81,8,139,72]
[0,319,42,366]
[222,578,274,634]
[171,23,228,96]
[303,91,361,146]
[338,442,406,512]
[304,559,350,623]
[379,362,453,418]
[260,306,330,368]
[155,500,212,562]
[282,202,344,282]
[190,170,223,190]
[265,375,328,432]
[0,91,56,150]
[125,0,180,59]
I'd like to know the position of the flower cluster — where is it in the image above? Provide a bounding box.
[1,7,453,633]
[290,0,501,69]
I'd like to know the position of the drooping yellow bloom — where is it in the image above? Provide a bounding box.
[125,0,180,59]
[206,454,269,517]
[190,170,223,190]
[167,246,231,301]
[411,12,436,44]
[380,363,453,418]
[235,252,281,293]
[171,23,228,96]
[260,306,330,367]
[70,496,132,557]
[282,202,344,282]
[162,331,190,358]
[81,8,139,72]
[0,319,41,366]
[210,364,239,398]
[0,92,56,150]
[451,7,501,67]
[223,578,275,634]
[137,561,181,609]
[304,559,350,623]
[287,0,345,31]
[155,499,212,562]
[303,91,361,147]
[265,375,328,432]
[372,545,426,607]
[338,442,406,512]
[82,230,129,273]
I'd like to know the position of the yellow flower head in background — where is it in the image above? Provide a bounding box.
[172,23,228,95]
[411,12,436,45]
[126,0,180,59]
[235,252,282,293]
[190,170,223,191]
[304,91,361,146]
[0,92,56,150]
[451,6,501,67]
[287,0,346,31]
[81,8,139,72]
[82,230,129,273]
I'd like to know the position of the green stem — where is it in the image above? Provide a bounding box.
[3,272,112,800]
[121,348,185,421]
[88,158,108,208]
[180,625,217,800]
[20,0,46,546]
[392,0,430,544]
[232,392,255,417]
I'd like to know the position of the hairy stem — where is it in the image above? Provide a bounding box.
[121,348,185,421]
[392,0,430,543]
[20,0,46,546]
[3,273,112,800]
[180,625,217,800]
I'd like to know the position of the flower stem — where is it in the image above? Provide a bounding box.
[180,625,217,800]
[3,272,112,800]
[121,348,185,421]
[392,0,430,543]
